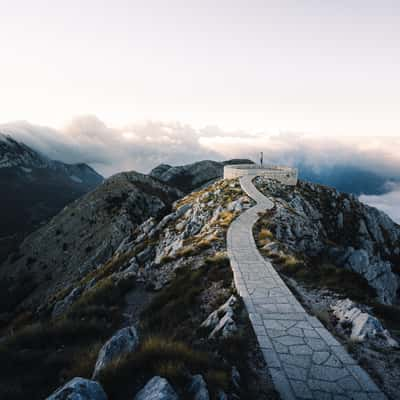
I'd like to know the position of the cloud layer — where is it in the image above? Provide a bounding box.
[1,116,400,180]
[2,115,400,224]
[360,183,400,224]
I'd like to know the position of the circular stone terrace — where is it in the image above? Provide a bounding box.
[223,164,298,185]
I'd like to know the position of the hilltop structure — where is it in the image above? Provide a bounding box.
[223,163,298,185]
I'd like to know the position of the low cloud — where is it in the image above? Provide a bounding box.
[0,117,221,176]
[2,115,400,223]
[360,183,400,224]
[1,116,400,181]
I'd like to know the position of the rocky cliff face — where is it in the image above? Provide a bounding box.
[0,134,103,262]
[254,176,400,304]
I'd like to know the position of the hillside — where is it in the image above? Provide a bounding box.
[0,134,103,262]
[0,170,399,400]
[0,171,182,316]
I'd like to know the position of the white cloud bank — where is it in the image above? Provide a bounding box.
[1,116,400,180]
[360,183,400,224]
[2,115,400,223]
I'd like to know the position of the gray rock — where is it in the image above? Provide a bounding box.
[201,295,237,329]
[52,287,82,318]
[209,313,237,339]
[46,377,107,400]
[231,366,241,389]
[343,248,398,304]
[217,391,228,400]
[227,200,243,212]
[175,203,191,218]
[188,374,209,400]
[93,326,139,378]
[137,247,155,264]
[134,376,178,400]
[331,299,398,347]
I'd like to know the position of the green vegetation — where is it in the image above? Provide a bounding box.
[278,257,376,303]
[98,336,229,400]
[141,255,232,338]
[0,268,136,400]
[372,303,400,336]
[0,273,37,317]
[0,318,108,400]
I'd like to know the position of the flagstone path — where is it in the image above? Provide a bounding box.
[227,175,387,400]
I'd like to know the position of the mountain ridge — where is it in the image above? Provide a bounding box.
[0,133,103,262]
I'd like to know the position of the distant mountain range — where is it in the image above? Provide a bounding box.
[1,131,398,265]
[0,134,103,262]
[297,163,397,196]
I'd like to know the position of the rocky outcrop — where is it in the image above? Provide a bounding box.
[116,180,252,290]
[52,286,83,318]
[93,325,139,378]
[340,248,398,304]
[188,375,209,400]
[255,177,400,304]
[201,295,238,339]
[134,376,178,400]
[46,377,107,400]
[331,299,398,347]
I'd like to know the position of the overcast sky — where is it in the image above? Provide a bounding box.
[1,0,400,136]
[1,1,400,222]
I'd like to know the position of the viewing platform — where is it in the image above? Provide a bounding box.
[223,164,298,185]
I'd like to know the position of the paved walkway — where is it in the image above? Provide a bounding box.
[227,175,386,400]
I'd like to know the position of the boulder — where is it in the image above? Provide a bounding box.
[46,377,107,400]
[343,248,398,304]
[134,376,178,400]
[201,295,238,339]
[227,200,243,213]
[188,375,209,400]
[331,299,398,347]
[52,287,82,318]
[262,241,280,254]
[93,326,139,378]
[209,314,237,339]
[231,366,241,389]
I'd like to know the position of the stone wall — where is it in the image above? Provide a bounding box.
[223,164,298,185]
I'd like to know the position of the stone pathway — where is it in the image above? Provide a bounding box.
[227,175,387,400]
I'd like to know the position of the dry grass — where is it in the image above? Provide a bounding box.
[0,318,113,400]
[217,211,236,228]
[259,228,273,241]
[98,336,228,400]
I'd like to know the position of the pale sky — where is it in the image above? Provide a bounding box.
[1,0,400,136]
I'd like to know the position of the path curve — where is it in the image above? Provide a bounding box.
[227,175,386,400]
